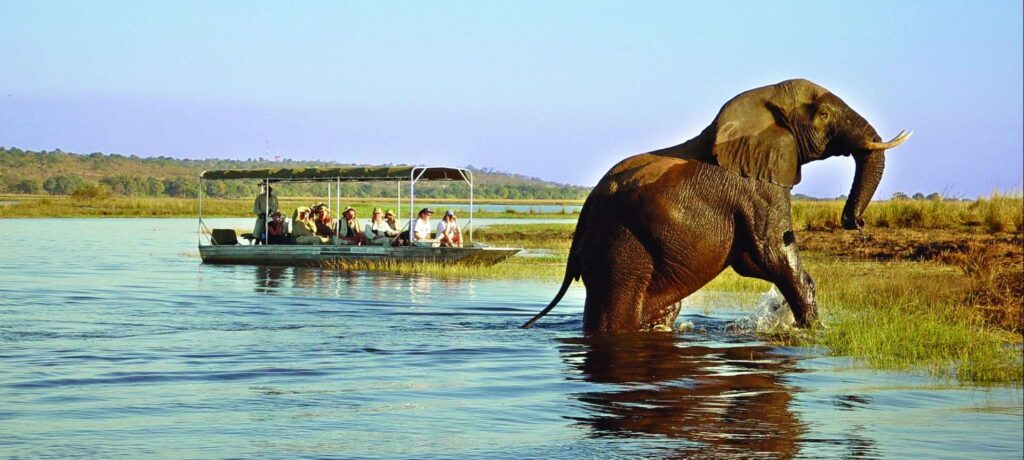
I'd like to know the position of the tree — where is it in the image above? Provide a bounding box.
[912,192,925,200]
[43,175,85,195]
[891,192,909,201]
[13,179,42,194]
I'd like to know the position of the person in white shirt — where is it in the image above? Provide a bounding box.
[365,207,399,245]
[412,208,437,246]
[436,210,463,248]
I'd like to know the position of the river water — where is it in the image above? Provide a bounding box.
[0,219,1020,458]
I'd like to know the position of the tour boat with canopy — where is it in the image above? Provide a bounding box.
[197,165,521,266]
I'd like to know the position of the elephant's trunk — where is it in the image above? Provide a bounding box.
[840,116,912,230]
[841,148,885,230]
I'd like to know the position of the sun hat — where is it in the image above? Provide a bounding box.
[444,210,455,217]
[343,206,356,213]
[384,209,395,217]
[372,207,383,214]
[419,208,433,215]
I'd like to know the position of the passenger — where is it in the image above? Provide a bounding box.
[412,208,438,246]
[252,184,279,244]
[267,211,288,245]
[291,206,321,245]
[312,204,336,243]
[436,210,463,248]
[340,206,369,245]
[365,207,399,245]
[384,209,405,246]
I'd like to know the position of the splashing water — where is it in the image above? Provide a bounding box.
[728,287,797,333]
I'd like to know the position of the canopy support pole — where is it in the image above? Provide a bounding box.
[198,176,203,246]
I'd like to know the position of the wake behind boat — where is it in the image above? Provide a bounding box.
[197,165,521,266]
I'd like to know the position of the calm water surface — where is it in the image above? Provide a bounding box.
[1,219,1021,458]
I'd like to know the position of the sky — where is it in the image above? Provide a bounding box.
[1,0,1021,198]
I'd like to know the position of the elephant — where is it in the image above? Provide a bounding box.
[523,79,911,333]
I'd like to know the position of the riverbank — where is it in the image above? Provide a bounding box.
[0,195,583,219]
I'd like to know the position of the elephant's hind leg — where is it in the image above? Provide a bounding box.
[581,227,656,333]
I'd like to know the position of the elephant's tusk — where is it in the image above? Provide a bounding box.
[860,130,912,150]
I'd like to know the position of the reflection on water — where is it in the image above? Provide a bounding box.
[253,265,470,303]
[0,218,1021,458]
[562,334,809,458]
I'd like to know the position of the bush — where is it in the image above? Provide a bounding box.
[72,183,112,200]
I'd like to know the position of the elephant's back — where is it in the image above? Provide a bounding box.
[593,154,705,197]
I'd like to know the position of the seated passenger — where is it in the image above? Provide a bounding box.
[436,210,463,248]
[312,204,336,243]
[291,206,321,245]
[267,211,288,245]
[412,208,438,247]
[384,209,406,246]
[340,206,369,245]
[365,207,399,245]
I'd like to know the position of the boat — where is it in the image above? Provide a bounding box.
[197,165,521,266]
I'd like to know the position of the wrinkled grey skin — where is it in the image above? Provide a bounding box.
[524,79,908,334]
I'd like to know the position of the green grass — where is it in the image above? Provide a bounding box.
[0,195,581,219]
[791,194,1023,233]
[799,260,1021,383]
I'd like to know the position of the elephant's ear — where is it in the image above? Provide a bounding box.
[710,79,827,187]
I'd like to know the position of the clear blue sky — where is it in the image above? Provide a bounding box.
[1,0,1021,198]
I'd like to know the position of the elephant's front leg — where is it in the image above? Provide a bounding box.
[734,229,818,327]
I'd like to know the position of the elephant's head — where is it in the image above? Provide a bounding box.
[709,79,911,230]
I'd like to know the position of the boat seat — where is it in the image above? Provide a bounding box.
[211,229,240,245]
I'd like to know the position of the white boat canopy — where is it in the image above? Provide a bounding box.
[200,165,470,182]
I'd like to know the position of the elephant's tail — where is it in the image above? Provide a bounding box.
[521,267,574,329]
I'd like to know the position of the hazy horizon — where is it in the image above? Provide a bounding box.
[1,1,1021,198]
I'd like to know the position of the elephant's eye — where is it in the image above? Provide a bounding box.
[818,111,830,121]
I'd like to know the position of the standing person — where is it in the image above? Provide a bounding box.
[412,208,436,246]
[436,210,463,248]
[365,207,399,245]
[252,183,279,244]
[340,206,368,245]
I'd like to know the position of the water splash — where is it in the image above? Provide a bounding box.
[728,287,796,333]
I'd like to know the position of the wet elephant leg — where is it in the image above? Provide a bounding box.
[582,227,655,333]
[733,230,818,327]
[641,288,686,331]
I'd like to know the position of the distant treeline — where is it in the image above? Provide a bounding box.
[0,147,590,200]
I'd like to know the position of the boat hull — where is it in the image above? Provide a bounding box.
[199,244,520,266]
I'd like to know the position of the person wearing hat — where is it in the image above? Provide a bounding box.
[436,210,463,248]
[266,211,288,245]
[412,208,437,246]
[252,183,279,244]
[383,209,406,246]
[365,207,399,245]
[339,206,368,245]
[312,204,336,243]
